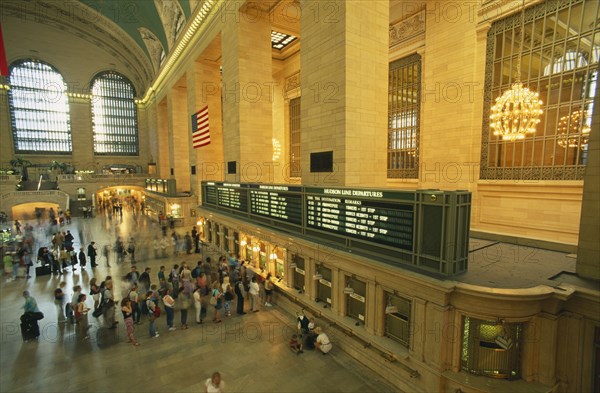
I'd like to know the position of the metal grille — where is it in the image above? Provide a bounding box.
[292,255,305,291]
[384,293,411,348]
[8,60,72,154]
[388,54,421,179]
[316,266,332,305]
[461,317,522,379]
[481,0,599,180]
[289,97,301,177]
[346,278,366,321]
[91,72,139,156]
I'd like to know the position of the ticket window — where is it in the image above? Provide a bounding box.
[384,293,411,348]
[233,232,240,257]
[259,243,267,270]
[246,245,253,262]
[316,266,333,306]
[274,247,284,278]
[223,227,230,253]
[292,255,305,291]
[215,224,221,248]
[346,278,366,323]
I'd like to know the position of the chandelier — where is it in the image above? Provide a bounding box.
[489,1,543,141]
[557,110,591,149]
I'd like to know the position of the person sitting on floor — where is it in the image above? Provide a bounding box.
[290,334,304,355]
[314,327,332,355]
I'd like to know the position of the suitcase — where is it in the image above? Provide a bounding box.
[36,265,52,276]
[20,315,40,341]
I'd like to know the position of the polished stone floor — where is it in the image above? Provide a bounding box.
[0,212,397,393]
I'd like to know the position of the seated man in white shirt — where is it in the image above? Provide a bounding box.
[314,327,332,355]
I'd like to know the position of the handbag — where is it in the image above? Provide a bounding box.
[210,296,217,306]
[153,305,161,318]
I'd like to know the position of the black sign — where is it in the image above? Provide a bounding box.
[204,183,248,212]
[305,194,414,250]
[249,185,302,225]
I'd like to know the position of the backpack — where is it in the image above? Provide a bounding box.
[141,299,150,315]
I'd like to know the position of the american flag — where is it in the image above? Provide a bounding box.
[192,106,210,148]
[0,23,8,77]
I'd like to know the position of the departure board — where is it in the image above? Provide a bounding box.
[205,183,218,205]
[249,184,302,225]
[201,181,472,276]
[204,183,248,212]
[305,188,414,251]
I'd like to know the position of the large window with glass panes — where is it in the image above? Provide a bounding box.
[481,0,599,180]
[8,60,72,154]
[388,54,421,179]
[91,72,139,155]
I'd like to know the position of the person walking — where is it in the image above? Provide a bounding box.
[54,281,67,323]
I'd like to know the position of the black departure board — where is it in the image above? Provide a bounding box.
[201,181,472,276]
[205,183,218,205]
[204,183,248,212]
[305,188,414,251]
[249,184,302,225]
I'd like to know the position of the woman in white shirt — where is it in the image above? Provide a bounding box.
[248,276,260,312]
[163,289,176,331]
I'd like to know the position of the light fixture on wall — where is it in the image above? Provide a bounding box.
[385,295,398,315]
[240,239,247,247]
[489,0,543,141]
[494,320,513,350]
[272,138,282,161]
[313,265,322,280]
[557,110,591,149]
[343,277,354,295]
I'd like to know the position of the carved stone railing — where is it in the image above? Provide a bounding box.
[389,10,425,48]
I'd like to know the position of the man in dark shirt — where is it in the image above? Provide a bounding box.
[87,241,97,267]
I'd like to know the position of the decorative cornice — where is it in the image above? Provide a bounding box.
[389,10,425,48]
[285,71,300,92]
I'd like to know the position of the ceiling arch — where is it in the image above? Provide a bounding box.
[78,0,192,67]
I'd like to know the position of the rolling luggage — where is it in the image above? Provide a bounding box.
[20,314,40,341]
[35,265,51,276]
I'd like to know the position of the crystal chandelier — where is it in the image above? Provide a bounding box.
[489,1,543,141]
[557,110,591,149]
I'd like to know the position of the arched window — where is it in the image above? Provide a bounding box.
[8,59,72,154]
[90,72,139,155]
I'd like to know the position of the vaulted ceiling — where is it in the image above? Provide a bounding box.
[78,0,193,72]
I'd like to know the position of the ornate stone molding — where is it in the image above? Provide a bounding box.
[139,27,165,74]
[389,10,425,48]
[154,0,187,50]
[285,71,300,92]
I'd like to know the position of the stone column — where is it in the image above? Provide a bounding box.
[221,4,274,183]
[576,76,600,279]
[156,98,170,178]
[188,55,224,185]
[299,0,388,187]
[168,81,190,193]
